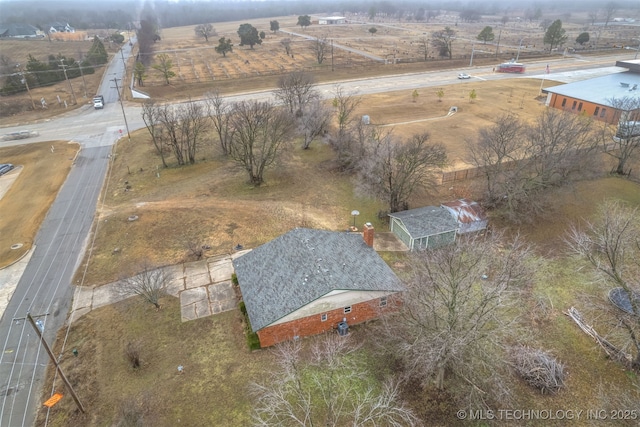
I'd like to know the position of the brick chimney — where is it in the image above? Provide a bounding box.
[363,223,374,247]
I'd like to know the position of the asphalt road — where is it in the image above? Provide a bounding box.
[0,40,134,427]
[0,47,636,426]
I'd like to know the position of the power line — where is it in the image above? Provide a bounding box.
[112,77,131,141]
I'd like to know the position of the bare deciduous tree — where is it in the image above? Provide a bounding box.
[603,1,618,27]
[359,131,446,213]
[566,200,640,370]
[204,90,232,156]
[331,118,370,173]
[178,99,209,165]
[297,100,331,149]
[119,263,172,309]
[141,100,169,168]
[280,38,292,56]
[274,71,318,116]
[228,100,294,186]
[468,114,523,206]
[431,27,455,59]
[194,23,216,42]
[332,84,361,139]
[151,53,176,85]
[603,96,640,175]
[469,110,599,221]
[416,36,430,61]
[150,100,208,165]
[310,34,328,64]
[250,334,420,426]
[124,341,142,369]
[391,233,534,409]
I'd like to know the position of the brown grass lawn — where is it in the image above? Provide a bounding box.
[38,177,640,426]
[73,77,561,286]
[0,141,79,266]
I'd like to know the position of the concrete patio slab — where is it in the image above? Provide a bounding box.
[185,272,211,289]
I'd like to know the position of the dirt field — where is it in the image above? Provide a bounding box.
[141,14,636,93]
[2,14,636,123]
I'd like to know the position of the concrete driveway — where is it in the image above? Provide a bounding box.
[71,250,250,322]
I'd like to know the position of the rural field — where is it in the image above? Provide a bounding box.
[0,35,128,124]
[2,11,638,124]
[0,10,638,427]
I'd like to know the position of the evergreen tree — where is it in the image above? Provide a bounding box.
[26,54,57,86]
[86,36,108,65]
[544,20,568,51]
[237,24,262,49]
[576,32,590,45]
[477,26,495,44]
[215,37,234,57]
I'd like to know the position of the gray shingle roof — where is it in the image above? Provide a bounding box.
[0,23,38,37]
[388,206,458,238]
[233,228,405,331]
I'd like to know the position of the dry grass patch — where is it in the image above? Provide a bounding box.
[80,77,566,284]
[79,132,386,285]
[0,141,79,267]
[37,297,274,427]
[344,78,560,169]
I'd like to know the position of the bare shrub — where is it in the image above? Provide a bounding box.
[512,346,565,394]
[186,240,203,260]
[118,263,171,310]
[117,398,144,427]
[125,341,142,369]
[531,295,553,324]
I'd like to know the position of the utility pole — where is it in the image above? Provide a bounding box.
[331,39,334,72]
[25,313,85,413]
[120,48,127,74]
[495,29,502,58]
[112,77,131,141]
[78,62,88,99]
[515,38,523,62]
[59,58,77,105]
[16,64,36,110]
[469,44,475,67]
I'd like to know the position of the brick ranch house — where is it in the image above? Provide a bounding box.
[232,225,405,347]
[543,59,640,126]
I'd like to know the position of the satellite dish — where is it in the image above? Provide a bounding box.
[351,210,360,216]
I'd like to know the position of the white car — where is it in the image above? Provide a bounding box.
[458,73,471,79]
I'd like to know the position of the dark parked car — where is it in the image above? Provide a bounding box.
[0,164,14,176]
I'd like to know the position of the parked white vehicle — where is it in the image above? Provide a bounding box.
[93,95,105,109]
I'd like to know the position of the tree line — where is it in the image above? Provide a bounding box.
[0,36,108,96]
[140,70,640,219]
